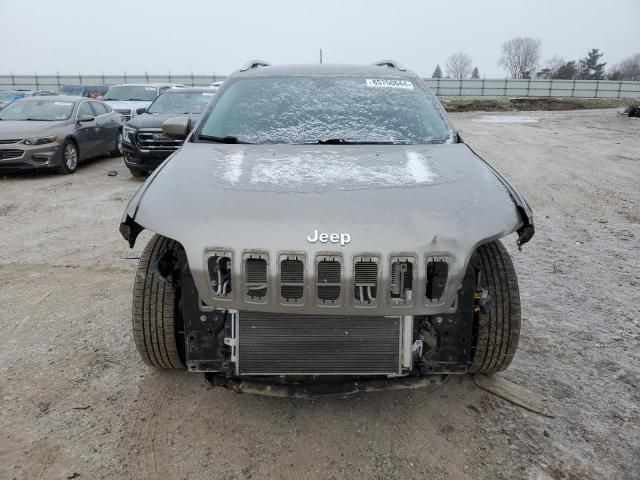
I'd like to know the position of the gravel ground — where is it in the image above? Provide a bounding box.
[0,109,638,480]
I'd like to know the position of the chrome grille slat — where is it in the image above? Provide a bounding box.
[135,130,184,151]
[354,256,379,306]
[244,255,268,302]
[0,139,23,145]
[280,257,305,303]
[316,257,342,304]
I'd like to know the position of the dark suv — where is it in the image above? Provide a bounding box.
[121,87,216,176]
[59,84,109,99]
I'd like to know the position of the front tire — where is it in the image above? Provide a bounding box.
[129,168,145,177]
[132,234,185,369]
[468,240,521,374]
[57,140,79,174]
[111,131,123,157]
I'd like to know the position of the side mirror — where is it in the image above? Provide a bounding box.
[77,114,94,123]
[136,107,146,115]
[162,116,191,139]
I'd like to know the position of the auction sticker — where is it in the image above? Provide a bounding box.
[366,79,414,89]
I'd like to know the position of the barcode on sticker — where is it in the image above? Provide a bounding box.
[366,79,414,89]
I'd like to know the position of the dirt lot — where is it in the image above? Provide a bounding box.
[1,109,639,480]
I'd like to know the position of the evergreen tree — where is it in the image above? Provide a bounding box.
[554,61,578,79]
[579,49,606,80]
[471,67,480,79]
[432,64,443,78]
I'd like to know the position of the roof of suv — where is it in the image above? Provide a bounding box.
[163,87,217,93]
[111,83,184,88]
[232,63,418,78]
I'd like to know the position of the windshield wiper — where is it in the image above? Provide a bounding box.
[198,134,252,144]
[315,138,394,145]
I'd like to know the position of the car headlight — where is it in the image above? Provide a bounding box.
[123,126,136,143]
[23,135,57,146]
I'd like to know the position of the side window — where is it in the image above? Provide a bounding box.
[102,102,112,113]
[90,101,107,116]
[78,102,93,118]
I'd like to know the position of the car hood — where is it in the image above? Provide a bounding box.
[0,120,64,138]
[127,112,201,129]
[123,143,533,315]
[103,100,152,112]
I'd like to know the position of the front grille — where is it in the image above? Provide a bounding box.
[280,255,305,304]
[115,109,131,121]
[244,253,268,302]
[0,139,23,145]
[136,130,184,151]
[237,311,401,375]
[316,256,342,305]
[0,149,23,160]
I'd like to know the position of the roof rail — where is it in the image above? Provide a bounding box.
[240,60,272,72]
[372,60,406,71]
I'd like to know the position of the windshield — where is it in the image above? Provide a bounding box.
[0,99,74,121]
[147,91,215,114]
[60,85,86,96]
[103,85,158,102]
[197,76,452,144]
[0,91,24,102]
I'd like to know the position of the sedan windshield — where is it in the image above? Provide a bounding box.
[103,86,158,102]
[147,91,215,114]
[197,76,452,144]
[0,91,24,102]
[0,99,74,121]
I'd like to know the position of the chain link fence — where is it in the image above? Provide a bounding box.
[1,74,639,98]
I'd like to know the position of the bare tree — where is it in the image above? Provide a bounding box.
[446,52,473,79]
[499,37,541,79]
[619,53,640,81]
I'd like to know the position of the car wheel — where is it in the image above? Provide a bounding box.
[57,140,79,174]
[468,240,521,374]
[111,131,123,157]
[129,168,145,177]
[132,234,185,369]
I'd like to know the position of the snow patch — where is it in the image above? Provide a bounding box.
[405,151,435,183]
[222,151,244,184]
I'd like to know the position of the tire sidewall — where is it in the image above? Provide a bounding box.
[58,140,79,174]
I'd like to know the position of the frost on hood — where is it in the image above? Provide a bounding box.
[208,147,445,193]
[199,76,455,145]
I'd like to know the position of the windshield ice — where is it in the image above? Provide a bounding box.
[0,99,74,121]
[103,86,158,102]
[147,91,215,114]
[197,75,452,144]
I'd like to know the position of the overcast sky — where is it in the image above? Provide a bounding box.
[1,0,638,78]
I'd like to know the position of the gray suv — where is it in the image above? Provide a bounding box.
[120,61,534,395]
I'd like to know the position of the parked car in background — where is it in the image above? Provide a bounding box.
[102,83,184,122]
[0,96,123,174]
[121,87,216,176]
[210,80,224,90]
[59,84,109,99]
[0,90,34,110]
